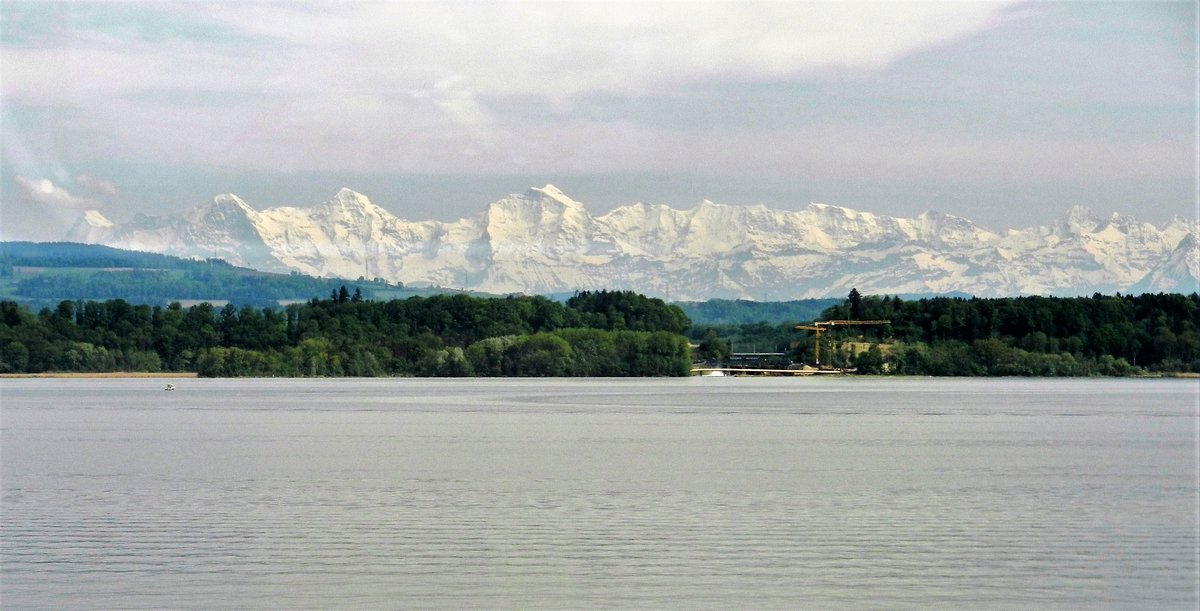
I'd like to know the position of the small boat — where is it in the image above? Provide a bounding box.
[164,384,176,391]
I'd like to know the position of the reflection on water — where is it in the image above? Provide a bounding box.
[2,378,1197,608]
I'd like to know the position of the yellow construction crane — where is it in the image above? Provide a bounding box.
[795,319,891,366]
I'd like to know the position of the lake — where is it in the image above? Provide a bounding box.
[2,377,1197,608]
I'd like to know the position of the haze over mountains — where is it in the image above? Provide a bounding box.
[68,186,1199,300]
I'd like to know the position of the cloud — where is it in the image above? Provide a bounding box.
[1,2,1017,106]
[3,0,1191,231]
[0,1,1018,169]
[13,176,98,209]
[76,173,119,197]
[0,2,1019,121]
[192,2,1017,99]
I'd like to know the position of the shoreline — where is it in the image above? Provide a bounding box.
[0,372,1196,380]
[0,372,199,379]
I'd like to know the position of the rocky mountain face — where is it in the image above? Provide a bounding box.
[68,185,1199,299]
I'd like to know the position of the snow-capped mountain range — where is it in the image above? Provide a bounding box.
[67,185,1199,300]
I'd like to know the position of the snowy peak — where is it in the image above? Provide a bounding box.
[82,209,114,228]
[315,188,385,217]
[904,210,995,247]
[1172,232,1199,261]
[65,186,1200,299]
[208,193,256,215]
[186,194,260,235]
[1132,232,1200,294]
[482,186,594,261]
[66,209,116,243]
[491,184,584,214]
[1063,205,1100,234]
[527,184,577,205]
[176,195,271,263]
[335,186,368,200]
[485,184,590,228]
[793,202,903,249]
[806,202,856,216]
[325,187,377,209]
[191,193,257,222]
[214,193,250,206]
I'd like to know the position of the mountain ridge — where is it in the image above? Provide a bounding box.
[68,185,1200,299]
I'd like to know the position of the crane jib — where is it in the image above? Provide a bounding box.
[794,320,891,366]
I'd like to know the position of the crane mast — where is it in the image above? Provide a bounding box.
[795,319,890,367]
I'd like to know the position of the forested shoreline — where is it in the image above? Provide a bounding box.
[0,290,692,377]
[691,291,1200,376]
[2,289,1198,377]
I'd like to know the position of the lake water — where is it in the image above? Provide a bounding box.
[1,377,1197,608]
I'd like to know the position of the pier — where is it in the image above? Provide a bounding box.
[690,365,855,376]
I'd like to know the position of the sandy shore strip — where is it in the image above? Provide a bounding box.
[0,372,200,379]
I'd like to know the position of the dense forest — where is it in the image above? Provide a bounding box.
[3,268,1198,377]
[690,291,1200,376]
[0,290,692,377]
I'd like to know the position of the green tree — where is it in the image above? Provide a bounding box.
[853,344,885,374]
[0,341,30,372]
[848,288,864,319]
[505,333,573,376]
[696,328,731,362]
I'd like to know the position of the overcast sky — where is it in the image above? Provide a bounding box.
[1,1,1196,241]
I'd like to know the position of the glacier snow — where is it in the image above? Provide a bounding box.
[67,185,1200,299]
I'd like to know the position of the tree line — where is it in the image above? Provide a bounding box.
[691,291,1200,375]
[10,268,363,309]
[0,290,692,377]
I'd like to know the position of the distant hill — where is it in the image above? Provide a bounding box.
[0,241,438,310]
[1,241,215,270]
[676,298,841,325]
